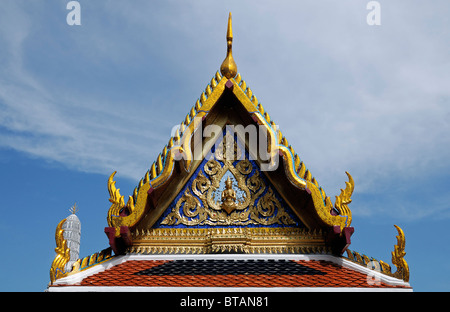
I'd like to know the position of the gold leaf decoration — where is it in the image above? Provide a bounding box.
[49,219,70,284]
[107,171,125,223]
[392,225,410,282]
[334,171,354,224]
[161,133,296,227]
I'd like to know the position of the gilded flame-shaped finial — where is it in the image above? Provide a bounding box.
[220,12,237,79]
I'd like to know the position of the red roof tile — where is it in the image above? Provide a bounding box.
[52,257,411,289]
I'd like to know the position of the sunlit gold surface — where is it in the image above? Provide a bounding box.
[70,247,113,276]
[221,176,237,214]
[334,171,354,215]
[392,224,410,282]
[220,12,237,79]
[332,171,354,225]
[48,15,412,287]
[129,227,328,254]
[49,219,70,284]
[161,133,296,226]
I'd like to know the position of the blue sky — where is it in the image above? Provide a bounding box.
[0,1,449,291]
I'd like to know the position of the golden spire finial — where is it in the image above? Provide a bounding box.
[220,12,237,79]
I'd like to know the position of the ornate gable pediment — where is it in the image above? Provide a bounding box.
[126,129,328,255]
[104,13,355,256]
[155,129,303,228]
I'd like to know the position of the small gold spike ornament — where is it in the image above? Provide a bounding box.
[334,171,354,218]
[220,12,237,79]
[392,225,410,282]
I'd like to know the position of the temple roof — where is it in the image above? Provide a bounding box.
[47,13,411,291]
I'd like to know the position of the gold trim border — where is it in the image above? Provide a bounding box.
[128,227,330,255]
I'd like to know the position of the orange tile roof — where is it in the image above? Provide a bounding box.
[52,258,411,289]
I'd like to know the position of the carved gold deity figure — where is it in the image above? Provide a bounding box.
[161,132,297,227]
[221,176,237,214]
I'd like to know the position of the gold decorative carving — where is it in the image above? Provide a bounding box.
[70,247,114,275]
[334,171,354,217]
[105,67,356,234]
[103,23,359,233]
[129,227,328,255]
[49,219,70,284]
[221,176,238,213]
[233,75,356,230]
[305,171,354,230]
[107,172,135,219]
[344,225,409,282]
[161,132,296,226]
[391,224,410,282]
[333,171,354,225]
[49,216,114,284]
[107,171,124,221]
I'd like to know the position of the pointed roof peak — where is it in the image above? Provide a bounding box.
[220,12,237,79]
[226,12,233,39]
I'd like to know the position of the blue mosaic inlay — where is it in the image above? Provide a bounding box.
[153,131,304,229]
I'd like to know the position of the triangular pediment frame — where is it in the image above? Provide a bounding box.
[105,72,354,255]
